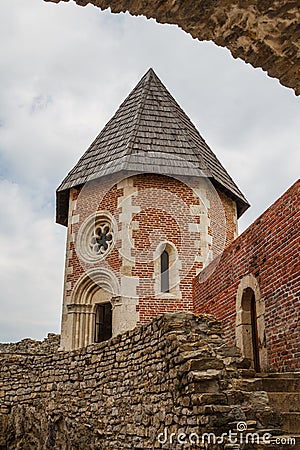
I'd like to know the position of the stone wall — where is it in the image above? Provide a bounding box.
[0,334,60,355]
[44,0,300,95]
[0,313,285,449]
[193,180,300,372]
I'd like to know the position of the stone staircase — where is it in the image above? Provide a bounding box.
[174,324,300,449]
[229,371,300,448]
[179,350,300,448]
[261,373,300,435]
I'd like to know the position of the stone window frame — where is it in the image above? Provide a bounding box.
[235,274,267,372]
[76,210,116,264]
[153,242,182,299]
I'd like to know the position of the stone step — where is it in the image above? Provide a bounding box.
[254,428,289,436]
[262,377,300,392]
[281,412,300,434]
[268,392,300,412]
[238,368,256,378]
[184,357,224,371]
[185,370,221,393]
[233,377,300,392]
[191,392,227,405]
[258,372,300,379]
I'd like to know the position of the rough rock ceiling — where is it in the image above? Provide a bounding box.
[44,0,299,95]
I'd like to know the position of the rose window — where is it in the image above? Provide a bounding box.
[76,212,115,263]
[90,223,113,256]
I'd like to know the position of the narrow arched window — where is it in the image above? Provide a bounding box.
[161,250,169,293]
[94,303,112,343]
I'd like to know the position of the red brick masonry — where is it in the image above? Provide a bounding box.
[193,180,300,372]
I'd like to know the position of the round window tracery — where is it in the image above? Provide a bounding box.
[90,222,113,256]
[76,212,115,263]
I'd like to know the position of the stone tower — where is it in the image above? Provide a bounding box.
[56,69,249,350]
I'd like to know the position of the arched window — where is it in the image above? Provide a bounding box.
[94,303,112,343]
[161,250,170,293]
[154,242,181,298]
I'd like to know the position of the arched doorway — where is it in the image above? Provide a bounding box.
[240,287,260,372]
[236,274,267,372]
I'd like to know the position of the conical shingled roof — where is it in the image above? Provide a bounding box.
[56,68,249,225]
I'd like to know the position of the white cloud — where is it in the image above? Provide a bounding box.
[0,0,299,341]
[0,180,65,341]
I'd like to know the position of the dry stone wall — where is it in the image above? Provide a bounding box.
[0,313,287,449]
[0,334,60,355]
[44,0,300,95]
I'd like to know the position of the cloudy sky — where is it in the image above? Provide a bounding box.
[0,0,299,342]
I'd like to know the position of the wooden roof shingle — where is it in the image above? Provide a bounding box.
[56,68,249,225]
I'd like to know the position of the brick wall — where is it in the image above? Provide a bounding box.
[65,174,124,295]
[61,173,237,349]
[131,174,202,323]
[193,180,300,372]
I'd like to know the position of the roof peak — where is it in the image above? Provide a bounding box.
[143,67,157,77]
[139,67,166,87]
[56,70,249,226]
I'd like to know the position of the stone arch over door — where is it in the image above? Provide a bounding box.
[236,274,267,372]
[67,268,120,350]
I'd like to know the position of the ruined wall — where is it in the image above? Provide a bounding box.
[0,313,284,449]
[193,180,300,372]
[44,0,300,95]
[0,334,60,354]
